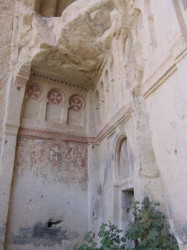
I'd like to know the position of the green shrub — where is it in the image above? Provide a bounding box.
[74,197,179,250]
[74,222,126,250]
[125,197,179,250]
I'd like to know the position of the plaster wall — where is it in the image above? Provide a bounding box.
[5,72,89,249]
[6,136,88,250]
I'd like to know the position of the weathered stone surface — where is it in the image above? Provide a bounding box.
[15,0,121,88]
[0,0,187,249]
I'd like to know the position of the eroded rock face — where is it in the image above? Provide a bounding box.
[16,0,124,87]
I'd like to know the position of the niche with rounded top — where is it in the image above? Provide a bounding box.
[67,95,85,127]
[116,137,135,181]
[46,88,65,123]
[23,84,42,120]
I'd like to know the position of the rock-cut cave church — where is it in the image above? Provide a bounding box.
[0,0,187,249]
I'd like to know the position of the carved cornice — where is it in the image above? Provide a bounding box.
[31,71,89,92]
[90,106,133,143]
[142,44,187,99]
[18,127,89,144]
[142,58,177,99]
[18,106,133,144]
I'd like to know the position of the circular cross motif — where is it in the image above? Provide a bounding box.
[27,85,41,100]
[48,89,63,105]
[69,95,84,111]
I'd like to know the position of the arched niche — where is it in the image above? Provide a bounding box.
[112,134,135,236]
[23,84,42,120]
[115,136,135,182]
[67,95,85,127]
[46,88,64,123]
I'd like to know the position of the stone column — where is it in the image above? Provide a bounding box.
[34,0,42,13]
[41,0,58,17]
[0,65,30,249]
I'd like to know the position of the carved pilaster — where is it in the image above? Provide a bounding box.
[0,65,30,249]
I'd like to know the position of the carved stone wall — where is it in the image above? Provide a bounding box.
[5,70,88,249]
[6,135,88,249]
[21,74,87,135]
[0,0,15,143]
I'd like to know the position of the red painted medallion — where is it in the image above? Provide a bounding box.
[69,95,84,111]
[48,89,63,105]
[27,85,41,100]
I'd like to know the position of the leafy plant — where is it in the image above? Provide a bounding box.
[74,222,126,250]
[74,197,179,250]
[74,231,97,250]
[125,197,179,250]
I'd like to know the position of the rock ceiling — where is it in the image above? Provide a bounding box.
[17,0,123,88]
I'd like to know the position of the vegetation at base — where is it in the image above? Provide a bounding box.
[74,197,179,250]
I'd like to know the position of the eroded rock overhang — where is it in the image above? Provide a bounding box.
[16,0,124,89]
